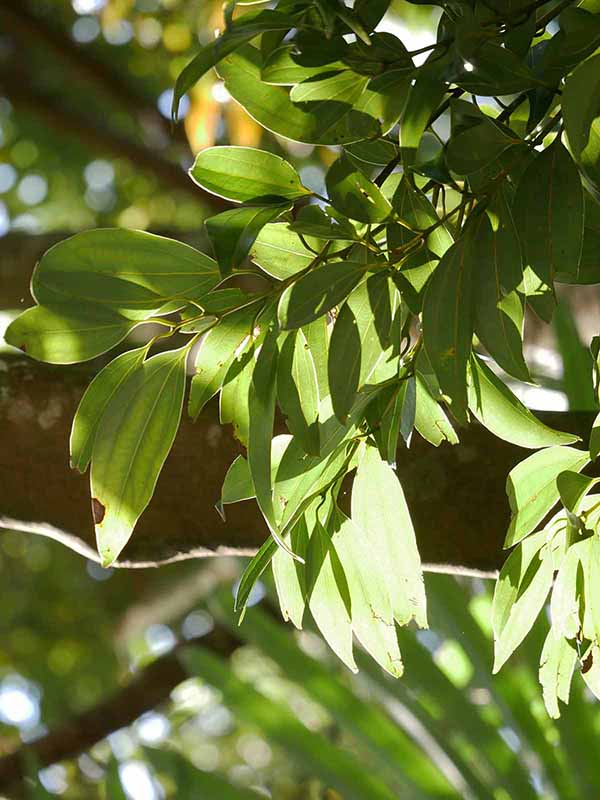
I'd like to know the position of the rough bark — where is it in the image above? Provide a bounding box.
[1,354,595,575]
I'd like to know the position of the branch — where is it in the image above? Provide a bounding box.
[0,629,240,792]
[1,355,595,575]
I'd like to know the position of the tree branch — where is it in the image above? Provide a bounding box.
[0,629,240,792]
[1,353,595,576]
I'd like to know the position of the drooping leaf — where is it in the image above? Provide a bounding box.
[413,373,459,447]
[220,342,255,446]
[493,528,554,672]
[234,538,278,615]
[278,260,366,330]
[272,515,309,629]
[326,156,392,223]
[190,146,309,204]
[188,303,258,420]
[277,329,320,455]
[206,204,289,275]
[221,454,254,507]
[468,354,578,449]
[70,345,148,473]
[504,446,590,548]
[5,304,136,365]
[563,52,600,200]
[399,75,446,167]
[90,347,187,565]
[539,629,578,719]
[351,445,427,628]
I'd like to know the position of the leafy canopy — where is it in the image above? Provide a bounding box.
[7,0,600,715]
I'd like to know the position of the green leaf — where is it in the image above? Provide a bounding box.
[261,44,346,84]
[387,176,453,259]
[414,373,459,447]
[221,454,254,507]
[172,9,296,119]
[272,515,309,629]
[537,8,600,84]
[277,329,320,455]
[553,297,598,411]
[422,215,482,423]
[356,68,412,134]
[333,512,404,677]
[474,199,530,382]
[468,354,578,449]
[190,146,309,204]
[290,69,368,104]
[206,204,289,275]
[399,76,446,167]
[31,228,220,313]
[539,629,577,719]
[504,446,590,548]
[328,273,393,422]
[220,342,255,446]
[250,223,321,280]
[5,304,136,365]
[70,345,148,473]
[188,303,258,419]
[493,528,554,672]
[513,139,584,290]
[563,52,600,199]
[217,45,380,145]
[591,411,600,460]
[557,470,600,515]
[326,156,392,223]
[452,41,539,95]
[550,542,585,641]
[288,204,359,241]
[446,110,518,176]
[306,515,357,672]
[235,538,277,615]
[90,347,187,565]
[351,444,427,628]
[278,260,366,330]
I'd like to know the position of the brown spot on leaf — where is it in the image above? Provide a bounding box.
[582,650,594,674]
[92,497,106,525]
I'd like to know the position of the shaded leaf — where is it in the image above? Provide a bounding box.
[206,204,289,275]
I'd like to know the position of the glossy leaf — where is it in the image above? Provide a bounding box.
[5,304,136,365]
[278,260,366,330]
[326,156,392,223]
[468,355,578,449]
[90,347,187,565]
[505,446,590,548]
[190,146,309,204]
[351,445,427,628]
[206,204,289,275]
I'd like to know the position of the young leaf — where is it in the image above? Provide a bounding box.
[325,156,392,223]
[188,303,257,420]
[505,446,590,548]
[217,45,379,146]
[277,329,320,455]
[70,345,148,473]
[5,304,136,365]
[278,260,366,330]
[31,228,220,311]
[351,445,427,628]
[539,629,577,719]
[90,347,187,565]
[493,529,554,672]
[513,139,584,290]
[306,516,357,672]
[206,204,289,275]
[468,354,579,449]
[190,146,309,204]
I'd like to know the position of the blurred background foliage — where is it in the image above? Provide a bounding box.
[2,1,600,798]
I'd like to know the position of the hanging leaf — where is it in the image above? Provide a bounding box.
[351,445,427,628]
[413,373,459,447]
[90,347,188,565]
[5,304,136,365]
[278,260,367,330]
[190,146,310,203]
[504,446,590,548]
[539,629,578,719]
[399,75,446,167]
[235,538,278,615]
[468,355,578,449]
[221,454,254,506]
[277,329,321,455]
[189,303,258,420]
[206,204,289,275]
[272,515,309,629]
[70,345,148,473]
[563,53,600,200]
